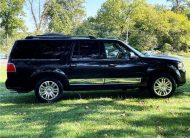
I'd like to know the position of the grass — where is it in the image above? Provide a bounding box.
[0,58,190,138]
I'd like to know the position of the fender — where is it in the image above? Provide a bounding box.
[146,63,180,83]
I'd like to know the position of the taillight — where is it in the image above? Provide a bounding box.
[7,63,16,72]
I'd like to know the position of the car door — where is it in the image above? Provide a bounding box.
[68,40,104,85]
[101,40,146,85]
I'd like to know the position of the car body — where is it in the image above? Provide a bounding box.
[5,34,186,102]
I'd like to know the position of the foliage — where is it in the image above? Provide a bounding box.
[0,32,36,53]
[160,43,172,53]
[75,17,118,38]
[129,32,158,51]
[75,0,190,53]
[1,0,190,54]
[95,0,130,38]
[74,17,98,36]
[164,11,190,51]
[43,0,85,34]
[0,0,25,36]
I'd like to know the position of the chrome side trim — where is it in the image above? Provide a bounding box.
[104,78,141,84]
[69,78,141,85]
[12,59,60,61]
[69,79,104,84]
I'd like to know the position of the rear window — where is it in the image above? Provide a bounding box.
[11,40,71,59]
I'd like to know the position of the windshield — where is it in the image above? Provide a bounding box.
[120,41,144,57]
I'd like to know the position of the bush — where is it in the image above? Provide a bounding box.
[160,43,172,53]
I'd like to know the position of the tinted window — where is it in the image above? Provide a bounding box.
[104,42,130,59]
[11,40,71,59]
[72,41,101,60]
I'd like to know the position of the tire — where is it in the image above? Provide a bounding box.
[149,74,177,98]
[35,78,63,102]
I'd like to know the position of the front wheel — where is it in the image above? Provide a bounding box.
[35,78,63,102]
[149,74,176,98]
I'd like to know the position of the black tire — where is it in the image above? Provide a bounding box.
[35,78,63,102]
[149,74,177,98]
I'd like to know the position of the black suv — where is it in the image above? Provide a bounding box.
[5,34,186,102]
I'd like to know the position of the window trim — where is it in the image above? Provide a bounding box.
[70,40,140,62]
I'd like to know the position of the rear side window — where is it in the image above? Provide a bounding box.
[11,40,71,59]
[72,40,101,60]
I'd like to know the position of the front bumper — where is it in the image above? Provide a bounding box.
[177,69,186,86]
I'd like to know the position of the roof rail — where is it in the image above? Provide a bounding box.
[70,35,96,39]
[36,33,65,37]
[25,33,96,40]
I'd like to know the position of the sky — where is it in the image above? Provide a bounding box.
[24,0,170,32]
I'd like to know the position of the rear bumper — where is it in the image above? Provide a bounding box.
[5,79,32,92]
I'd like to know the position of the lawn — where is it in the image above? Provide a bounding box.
[0,58,190,138]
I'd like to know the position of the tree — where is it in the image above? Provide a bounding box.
[27,0,48,32]
[96,0,141,40]
[129,31,158,51]
[166,11,190,51]
[0,0,25,50]
[0,0,25,36]
[160,43,173,53]
[43,0,85,34]
[167,0,190,16]
[74,17,98,36]
[75,0,190,52]
[75,17,117,37]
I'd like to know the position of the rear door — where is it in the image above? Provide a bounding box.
[68,40,104,85]
[10,40,71,86]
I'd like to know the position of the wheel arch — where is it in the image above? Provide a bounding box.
[147,65,179,84]
[31,70,69,90]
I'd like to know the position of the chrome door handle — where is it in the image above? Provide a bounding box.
[109,64,116,67]
[70,64,77,67]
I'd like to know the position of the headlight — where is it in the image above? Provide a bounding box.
[177,62,184,70]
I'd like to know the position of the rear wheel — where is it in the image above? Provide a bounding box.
[35,78,63,102]
[149,74,176,98]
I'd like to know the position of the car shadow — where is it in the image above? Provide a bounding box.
[1,80,189,104]
[0,81,150,104]
[62,88,150,100]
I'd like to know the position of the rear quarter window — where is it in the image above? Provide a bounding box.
[11,40,71,59]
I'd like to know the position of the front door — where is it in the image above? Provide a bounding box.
[101,40,146,85]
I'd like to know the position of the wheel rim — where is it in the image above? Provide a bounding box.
[153,77,173,96]
[39,81,59,100]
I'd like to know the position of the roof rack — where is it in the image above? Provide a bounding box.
[25,33,96,40]
[37,33,65,37]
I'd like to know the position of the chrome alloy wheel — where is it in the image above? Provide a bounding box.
[39,81,59,100]
[153,77,173,96]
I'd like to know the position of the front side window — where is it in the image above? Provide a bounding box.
[104,42,130,59]
[72,41,101,60]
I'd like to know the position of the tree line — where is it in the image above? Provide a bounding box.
[0,0,190,53]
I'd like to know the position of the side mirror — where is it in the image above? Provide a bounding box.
[129,52,138,59]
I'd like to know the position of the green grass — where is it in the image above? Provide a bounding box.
[0,59,190,138]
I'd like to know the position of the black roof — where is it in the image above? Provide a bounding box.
[25,33,97,40]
